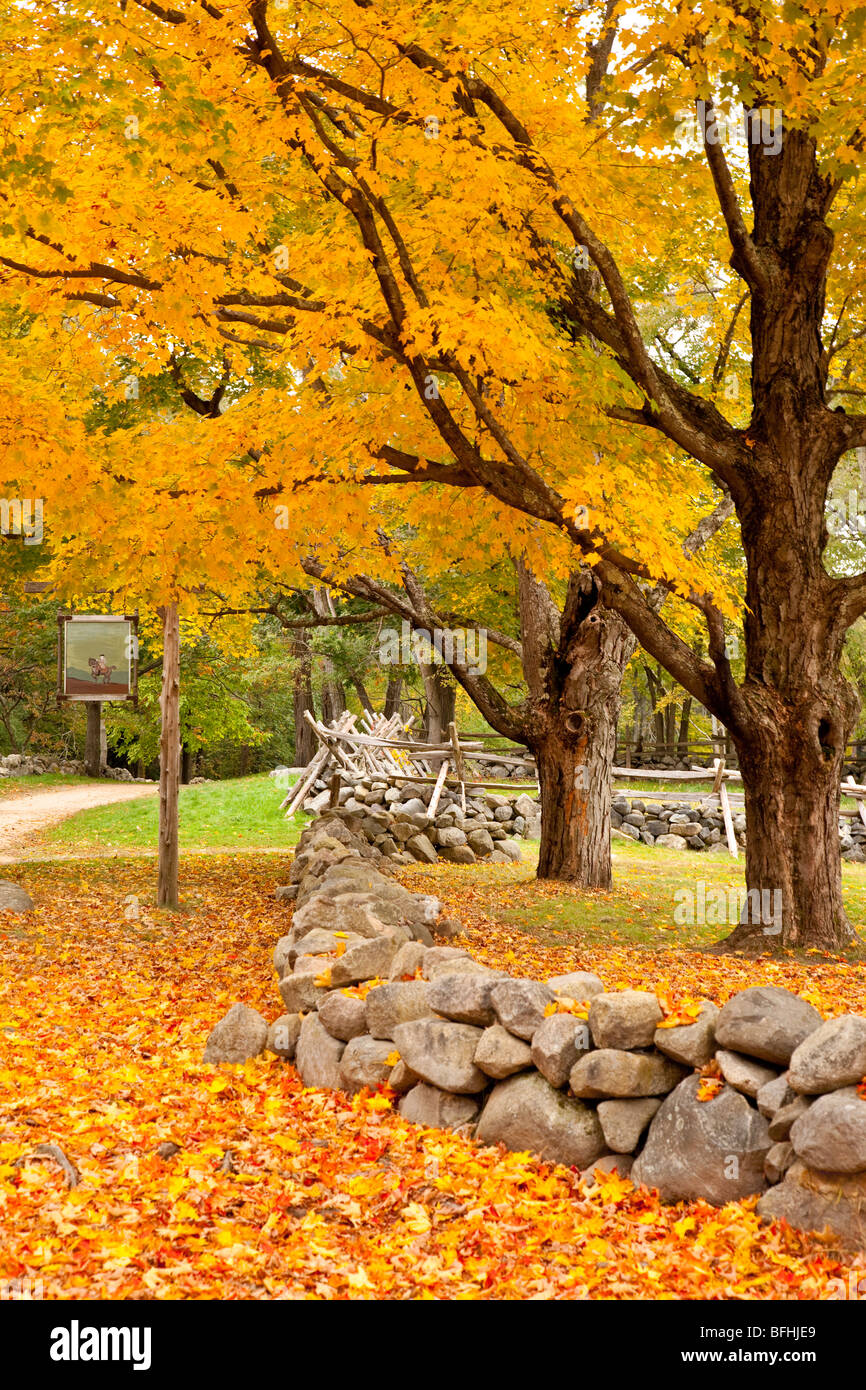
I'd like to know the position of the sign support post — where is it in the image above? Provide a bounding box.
[157,603,180,909]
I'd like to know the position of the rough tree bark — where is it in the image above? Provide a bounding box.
[291,639,317,766]
[517,562,632,887]
[384,675,403,718]
[420,663,456,744]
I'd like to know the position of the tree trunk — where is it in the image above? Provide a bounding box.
[532,714,617,884]
[420,663,456,743]
[85,702,102,777]
[157,603,180,909]
[352,677,374,717]
[181,742,192,785]
[677,697,692,757]
[718,129,860,951]
[518,564,632,888]
[384,675,402,718]
[292,640,317,765]
[320,669,346,724]
[723,683,856,950]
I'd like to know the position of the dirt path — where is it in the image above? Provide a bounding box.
[0,782,158,862]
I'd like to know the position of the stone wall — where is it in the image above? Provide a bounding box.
[295,773,540,865]
[205,808,866,1251]
[0,752,152,782]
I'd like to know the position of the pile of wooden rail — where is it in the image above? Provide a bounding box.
[280,710,537,819]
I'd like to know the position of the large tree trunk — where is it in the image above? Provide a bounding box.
[719,550,859,950]
[724,687,855,951]
[532,710,618,884]
[420,663,456,744]
[518,564,632,888]
[717,127,860,951]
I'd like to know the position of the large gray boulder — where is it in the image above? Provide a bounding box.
[789,1087,866,1172]
[426,971,505,1026]
[278,971,331,1013]
[476,1072,606,1169]
[0,880,34,912]
[389,941,428,981]
[631,1075,771,1204]
[758,1161,866,1251]
[788,1015,866,1095]
[421,947,472,979]
[570,1048,687,1099]
[203,1003,268,1065]
[473,1024,533,1079]
[714,986,822,1065]
[392,1019,488,1093]
[437,826,467,848]
[338,1036,396,1094]
[365,980,435,1039]
[547,971,604,1001]
[653,1002,718,1067]
[598,1098,661,1153]
[466,828,495,857]
[266,1013,302,1059]
[716,1049,780,1098]
[317,991,368,1042]
[530,1014,592,1088]
[407,833,437,864]
[398,1084,481,1131]
[330,934,401,986]
[491,978,556,1040]
[294,1013,346,1089]
[589,991,663,1049]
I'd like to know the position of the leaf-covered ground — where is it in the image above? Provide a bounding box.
[1,853,864,1300]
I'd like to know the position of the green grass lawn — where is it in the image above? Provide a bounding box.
[43,773,308,853]
[0,773,94,797]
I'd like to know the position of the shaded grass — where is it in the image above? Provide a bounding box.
[43,773,308,853]
[404,837,866,961]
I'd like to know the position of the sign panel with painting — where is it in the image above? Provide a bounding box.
[58,614,138,702]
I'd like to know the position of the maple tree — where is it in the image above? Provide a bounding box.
[3,1,866,947]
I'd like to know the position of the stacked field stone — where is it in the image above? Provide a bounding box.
[0,751,86,777]
[298,774,540,865]
[614,793,866,859]
[610,795,746,852]
[204,810,866,1250]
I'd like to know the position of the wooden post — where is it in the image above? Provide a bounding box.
[157,602,181,909]
[448,720,467,814]
[329,773,342,808]
[84,702,103,777]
